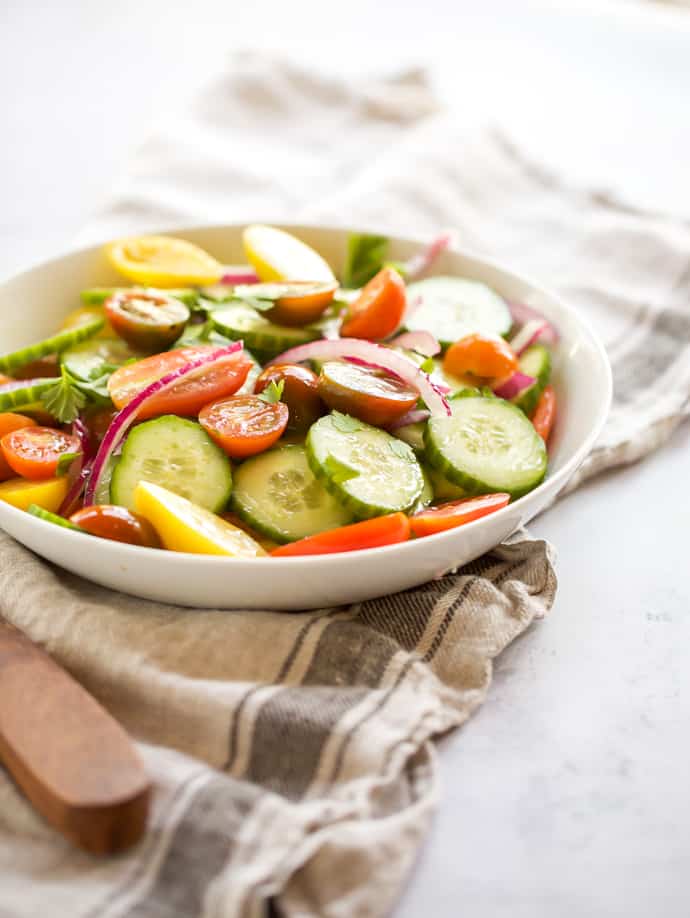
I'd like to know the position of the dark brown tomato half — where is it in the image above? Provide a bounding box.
[317,361,419,427]
[104,290,190,350]
[254,364,325,434]
[70,505,161,548]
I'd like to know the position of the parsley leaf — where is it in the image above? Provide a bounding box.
[330,411,365,433]
[389,438,415,461]
[419,356,435,374]
[56,452,80,476]
[342,234,389,289]
[258,379,285,405]
[42,371,87,423]
[235,296,276,313]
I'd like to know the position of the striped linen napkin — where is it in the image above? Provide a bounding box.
[1,51,689,918]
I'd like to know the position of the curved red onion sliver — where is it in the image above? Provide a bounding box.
[83,342,244,506]
[267,338,450,416]
[493,371,535,400]
[388,330,441,357]
[219,266,259,285]
[403,232,454,279]
[509,302,559,344]
[389,409,430,431]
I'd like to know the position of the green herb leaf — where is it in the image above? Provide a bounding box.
[258,379,285,405]
[419,356,435,374]
[56,451,80,476]
[230,295,275,313]
[42,371,87,423]
[449,386,482,400]
[323,454,359,485]
[330,410,365,433]
[389,438,415,462]
[342,234,389,289]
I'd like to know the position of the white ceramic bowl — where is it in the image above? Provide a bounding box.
[0,225,611,609]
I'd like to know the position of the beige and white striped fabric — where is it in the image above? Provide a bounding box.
[1,53,689,917]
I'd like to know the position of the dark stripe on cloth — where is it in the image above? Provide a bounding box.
[125,775,260,918]
[613,307,690,403]
[244,618,399,798]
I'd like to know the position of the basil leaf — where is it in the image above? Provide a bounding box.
[342,234,389,289]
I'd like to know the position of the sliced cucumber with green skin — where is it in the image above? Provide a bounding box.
[512,344,551,416]
[425,396,546,500]
[412,467,434,512]
[110,416,232,512]
[27,504,85,532]
[405,277,512,348]
[0,318,104,374]
[394,420,426,457]
[212,303,318,358]
[236,349,263,395]
[307,413,424,519]
[61,337,146,381]
[426,465,468,502]
[81,287,200,308]
[0,378,58,411]
[231,444,352,543]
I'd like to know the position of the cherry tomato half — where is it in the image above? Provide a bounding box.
[409,493,510,537]
[70,504,161,547]
[531,384,556,443]
[199,394,289,459]
[443,333,518,381]
[0,413,36,481]
[254,364,324,434]
[272,513,411,557]
[105,289,190,350]
[1,426,81,480]
[317,361,418,427]
[235,281,338,327]
[107,346,253,419]
[340,267,406,340]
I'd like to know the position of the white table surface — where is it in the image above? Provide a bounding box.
[2,1,690,915]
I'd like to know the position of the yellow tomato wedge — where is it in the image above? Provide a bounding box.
[60,305,113,338]
[105,236,224,288]
[134,480,266,557]
[243,225,335,283]
[0,476,68,513]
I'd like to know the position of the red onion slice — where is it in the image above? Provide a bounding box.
[268,338,451,416]
[219,266,259,285]
[509,319,549,356]
[509,302,559,344]
[388,330,441,357]
[403,232,455,279]
[83,342,243,505]
[389,409,430,430]
[59,417,94,516]
[493,372,535,400]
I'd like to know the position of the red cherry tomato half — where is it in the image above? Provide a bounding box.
[105,289,190,350]
[409,493,510,537]
[235,281,337,327]
[340,267,406,340]
[107,346,253,419]
[1,426,81,480]
[531,385,556,443]
[0,413,37,481]
[317,361,418,427]
[272,512,411,557]
[199,394,289,459]
[70,504,161,547]
[254,364,324,434]
[443,334,518,381]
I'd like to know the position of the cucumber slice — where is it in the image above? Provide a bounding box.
[307,413,424,518]
[0,378,58,411]
[231,444,352,543]
[513,344,551,416]
[426,466,468,502]
[61,337,145,381]
[27,504,85,532]
[236,349,263,395]
[0,318,104,374]
[405,277,511,348]
[412,467,434,512]
[212,303,318,358]
[394,420,426,457]
[425,396,546,500]
[110,416,232,512]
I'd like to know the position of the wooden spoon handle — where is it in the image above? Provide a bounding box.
[0,621,151,854]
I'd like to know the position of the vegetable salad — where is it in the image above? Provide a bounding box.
[0,226,558,558]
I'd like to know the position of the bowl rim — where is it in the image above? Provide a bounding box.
[0,221,612,569]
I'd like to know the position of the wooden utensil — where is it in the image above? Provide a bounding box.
[0,620,151,854]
